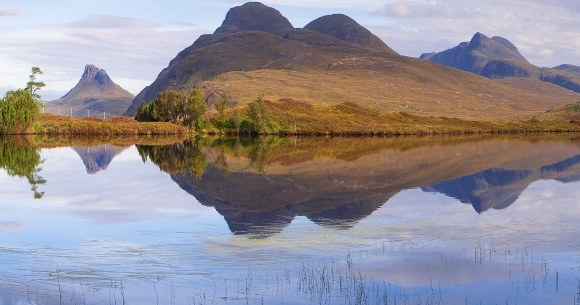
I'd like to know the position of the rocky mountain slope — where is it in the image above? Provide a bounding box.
[125,2,579,120]
[46,65,134,118]
[421,32,580,93]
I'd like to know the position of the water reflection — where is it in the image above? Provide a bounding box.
[424,153,580,213]
[72,144,128,174]
[0,136,45,198]
[136,135,580,237]
[1,135,580,304]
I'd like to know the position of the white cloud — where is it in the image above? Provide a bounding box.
[0,14,209,95]
[0,7,21,17]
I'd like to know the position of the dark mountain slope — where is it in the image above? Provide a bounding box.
[124,2,403,116]
[46,65,134,117]
[304,14,398,54]
[214,1,293,36]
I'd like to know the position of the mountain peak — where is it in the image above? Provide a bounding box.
[214,2,294,36]
[469,32,488,47]
[304,14,398,54]
[81,64,113,86]
[46,65,134,117]
[421,32,534,78]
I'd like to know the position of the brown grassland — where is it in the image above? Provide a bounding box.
[35,114,187,136]
[210,98,580,136]
[33,98,580,137]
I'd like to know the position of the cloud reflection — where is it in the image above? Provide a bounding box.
[0,220,25,231]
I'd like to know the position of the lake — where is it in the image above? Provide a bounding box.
[1,135,580,304]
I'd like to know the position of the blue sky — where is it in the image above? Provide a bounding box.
[1,0,579,100]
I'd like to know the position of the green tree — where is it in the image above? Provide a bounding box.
[135,101,151,122]
[233,108,242,135]
[247,94,271,134]
[0,89,40,134]
[214,92,233,133]
[185,89,207,131]
[25,67,45,100]
[0,67,44,134]
[135,89,207,132]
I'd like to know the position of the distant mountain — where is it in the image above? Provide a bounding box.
[420,32,536,78]
[125,2,579,119]
[46,65,134,118]
[421,33,580,93]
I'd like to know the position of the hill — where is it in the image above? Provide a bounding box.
[421,33,580,93]
[125,2,579,120]
[46,65,134,118]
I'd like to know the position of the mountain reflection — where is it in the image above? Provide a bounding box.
[424,153,580,213]
[137,135,580,237]
[72,145,128,174]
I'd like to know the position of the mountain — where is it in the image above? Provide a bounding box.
[46,65,134,118]
[420,32,536,78]
[421,33,580,93]
[125,2,579,119]
[214,1,293,36]
[304,14,398,54]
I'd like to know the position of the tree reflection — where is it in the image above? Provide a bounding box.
[137,138,208,179]
[0,136,46,199]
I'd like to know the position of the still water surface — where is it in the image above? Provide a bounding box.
[1,135,580,304]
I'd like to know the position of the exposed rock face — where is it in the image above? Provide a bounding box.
[214,2,294,36]
[304,14,398,54]
[46,65,134,117]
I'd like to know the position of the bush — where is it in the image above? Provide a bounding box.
[0,89,40,134]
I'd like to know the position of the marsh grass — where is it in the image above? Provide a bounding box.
[21,239,578,305]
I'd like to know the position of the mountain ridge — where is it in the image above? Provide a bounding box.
[421,32,580,92]
[125,2,580,119]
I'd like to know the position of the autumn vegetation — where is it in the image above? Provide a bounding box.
[4,67,580,137]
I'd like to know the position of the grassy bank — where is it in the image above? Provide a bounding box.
[27,100,580,137]
[35,114,187,136]
[208,98,580,136]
